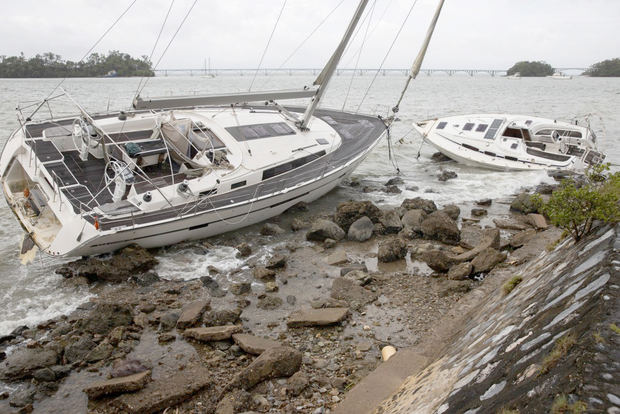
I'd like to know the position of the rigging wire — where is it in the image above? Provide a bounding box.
[277,0,345,70]
[355,0,419,114]
[342,0,376,110]
[32,0,138,118]
[134,0,176,100]
[249,0,287,91]
[137,0,199,97]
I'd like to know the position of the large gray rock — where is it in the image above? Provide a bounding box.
[401,197,437,214]
[176,299,210,329]
[471,248,507,274]
[64,336,97,364]
[86,342,114,363]
[421,250,457,273]
[441,204,461,221]
[112,368,212,413]
[306,219,345,242]
[266,254,286,269]
[331,278,377,311]
[76,302,134,335]
[257,295,283,310]
[232,334,281,355]
[235,242,252,257]
[183,325,241,342]
[0,348,58,380]
[287,371,310,396]
[510,192,538,214]
[401,209,427,233]
[203,307,242,326]
[456,228,500,261]
[55,244,158,282]
[230,346,302,390]
[260,223,285,236]
[334,201,382,232]
[253,266,276,281]
[378,238,408,262]
[493,218,529,231]
[527,213,548,229]
[448,262,473,280]
[347,216,374,242]
[509,229,538,248]
[438,170,457,182]
[159,311,180,331]
[287,308,349,327]
[201,276,226,297]
[420,211,460,245]
[380,210,403,234]
[9,388,35,407]
[83,370,151,399]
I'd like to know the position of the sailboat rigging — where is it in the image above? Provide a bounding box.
[0,0,446,258]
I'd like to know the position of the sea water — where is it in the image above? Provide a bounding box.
[0,74,618,335]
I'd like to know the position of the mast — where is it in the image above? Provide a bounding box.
[298,0,369,130]
[392,0,445,114]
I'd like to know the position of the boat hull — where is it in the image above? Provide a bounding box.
[67,151,372,256]
[412,114,602,173]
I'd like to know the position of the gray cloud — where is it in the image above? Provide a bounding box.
[1,0,618,70]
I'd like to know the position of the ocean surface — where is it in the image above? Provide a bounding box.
[0,74,618,335]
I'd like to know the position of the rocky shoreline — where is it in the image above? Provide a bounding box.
[0,173,562,414]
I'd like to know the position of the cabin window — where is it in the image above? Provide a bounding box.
[476,124,488,132]
[563,130,582,138]
[226,122,296,141]
[522,129,532,141]
[502,128,523,139]
[463,123,474,131]
[463,144,479,152]
[262,150,326,180]
[484,119,503,139]
[199,189,217,197]
[436,121,447,130]
[231,180,246,189]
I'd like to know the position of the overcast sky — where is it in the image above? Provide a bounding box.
[1,0,619,70]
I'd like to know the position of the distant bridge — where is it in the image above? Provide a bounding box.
[153,67,587,77]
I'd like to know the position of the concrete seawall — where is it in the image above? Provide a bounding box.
[338,224,619,413]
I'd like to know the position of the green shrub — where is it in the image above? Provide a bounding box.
[550,394,587,414]
[507,61,554,77]
[584,58,620,77]
[539,333,576,375]
[503,276,523,295]
[533,164,620,242]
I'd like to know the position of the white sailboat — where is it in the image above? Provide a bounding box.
[413,114,605,172]
[0,0,446,258]
[548,71,572,80]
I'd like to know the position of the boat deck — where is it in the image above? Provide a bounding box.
[24,107,385,226]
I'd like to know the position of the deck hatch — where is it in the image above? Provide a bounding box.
[436,121,447,130]
[484,119,503,140]
[475,124,488,132]
[463,123,474,131]
[226,122,296,142]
